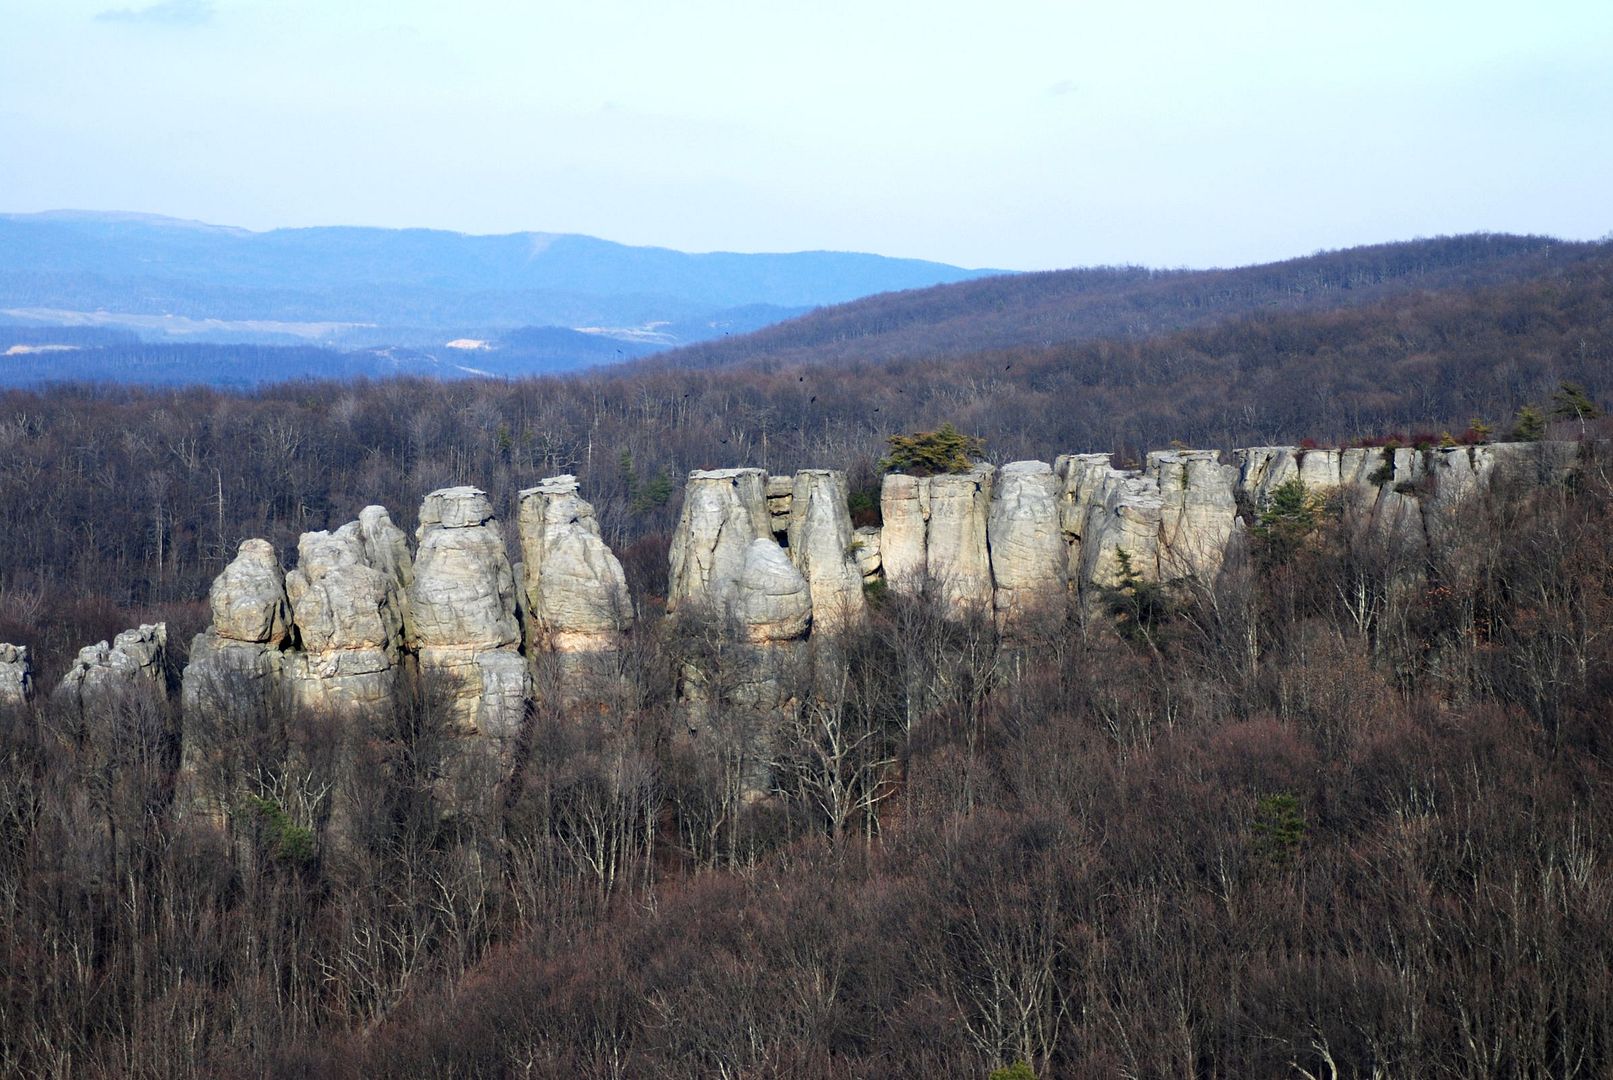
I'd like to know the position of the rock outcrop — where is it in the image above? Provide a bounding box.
[733,538,813,643]
[518,476,634,654]
[766,474,794,537]
[1150,450,1241,581]
[409,487,526,740]
[852,526,882,583]
[880,465,996,614]
[57,623,167,710]
[668,468,773,615]
[284,525,406,712]
[184,540,293,717]
[786,469,865,630]
[988,461,1067,622]
[0,643,33,708]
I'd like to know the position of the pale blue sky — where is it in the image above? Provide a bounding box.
[1,0,1609,269]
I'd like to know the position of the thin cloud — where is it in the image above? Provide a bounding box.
[1047,80,1079,98]
[94,0,215,26]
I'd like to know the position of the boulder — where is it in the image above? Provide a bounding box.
[852,525,882,583]
[786,469,865,631]
[209,538,291,645]
[56,623,167,709]
[733,538,813,643]
[988,460,1066,621]
[0,643,33,707]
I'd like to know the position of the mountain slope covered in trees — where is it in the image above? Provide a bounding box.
[656,233,1611,371]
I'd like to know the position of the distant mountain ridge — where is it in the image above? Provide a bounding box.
[0,210,994,347]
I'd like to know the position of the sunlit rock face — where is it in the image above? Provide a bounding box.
[1148,450,1241,582]
[733,538,813,643]
[1054,453,1113,582]
[1077,469,1165,590]
[409,487,527,738]
[284,525,406,712]
[667,468,773,615]
[988,460,1066,623]
[56,623,167,710]
[184,539,293,717]
[0,643,32,708]
[786,469,865,632]
[878,472,928,595]
[668,471,813,745]
[518,475,634,654]
[879,465,995,615]
[517,475,635,706]
[209,538,292,647]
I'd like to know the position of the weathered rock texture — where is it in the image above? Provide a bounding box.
[1150,450,1242,581]
[57,623,167,710]
[880,465,996,614]
[668,468,773,615]
[517,475,635,705]
[852,526,882,583]
[518,476,634,654]
[410,487,526,739]
[0,643,33,707]
[786,469,866,630]
[285,525,406,712]
[988,461,1067,621]
[183,540,292,717]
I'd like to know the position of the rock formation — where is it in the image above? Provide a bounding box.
[766,474,794,537]
[517,475,635,704]
[284,525,406,712]
[171,439,1590,804]
[409,487,527,740]
[183,539,293,717]
[57,623,167,710]
[880,465,996,614]
[1150,449,1241,581]
[0,643,33,708]
[1054,453,1114,581]
[987,461,1067,622]
[518,475,634,654]
[852,526,882,583]
[1077,469,1166,589]
[786,469,865,630]
[667,468,773,615]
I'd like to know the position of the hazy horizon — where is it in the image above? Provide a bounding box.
[3,1,1610,271]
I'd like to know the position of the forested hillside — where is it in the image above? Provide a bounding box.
[657,233,1612,370]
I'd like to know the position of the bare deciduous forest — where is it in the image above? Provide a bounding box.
[1,242,1611,1077]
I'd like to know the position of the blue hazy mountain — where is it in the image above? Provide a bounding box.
[0,211,991,344]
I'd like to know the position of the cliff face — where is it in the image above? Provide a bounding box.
[170,441,1586,776]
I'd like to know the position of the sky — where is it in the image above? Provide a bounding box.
[1,0,1610,270]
